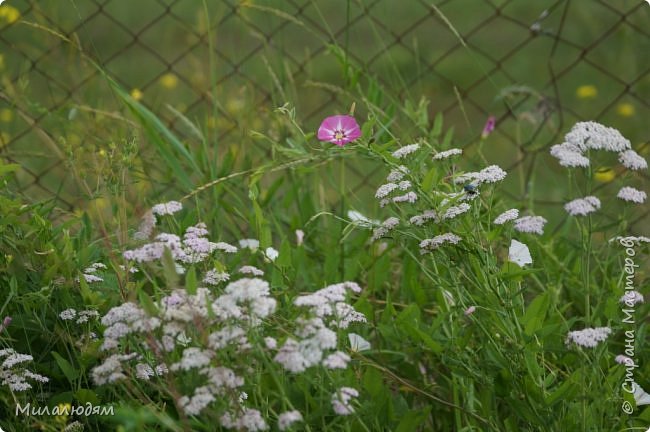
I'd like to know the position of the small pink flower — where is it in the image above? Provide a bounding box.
[481,116,496,139]
[0,316,11,332]
[317,115,361,146]
[464,306,476,316]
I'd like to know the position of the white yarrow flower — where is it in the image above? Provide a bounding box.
[151,201,183,216]
[391,144,420,159]
[564,196,601,216]
[513,216,547,235]
[619,149,648,171]
[617,187,646,204]
[565,327,611,348]
[433,148,462,160]
[494,209,519,225]
[278,410,303,431]
[331,387,359,415]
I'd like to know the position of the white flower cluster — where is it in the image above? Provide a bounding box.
[433,148,462,160]
[278,410,303,431]
[619,290,644,306]
[203,269,230,285]
[564,196,601,216]
[513,216,547,235]
[419,233,462,254]
[409,209,437,226]
[391,143,420,159]
[550,122,647,171]
[273,282,365,373]
[371,217,400,241]
[75,262,107,284]
[151,200,183,216]
[94,276,278,428]
[387,165,409,182]
[123,223,235,264]
[0,348,49,392]
[454,165,507,186]
[59,308,99,324]
[331,387,360,415]
[617,186,646,204]
[440,203,471,221]
[565,327,612,348]
[494,209,519,225]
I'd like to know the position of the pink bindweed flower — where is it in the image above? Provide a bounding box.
[0,316,11,332]
[481,116,496,139]
[317,115,361,146]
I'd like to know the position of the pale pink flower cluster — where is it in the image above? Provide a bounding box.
[372,217,400,241]
[94,276,277,426]
[387,165,409,182]
[564,196,601,216]
[274,282,365,373]
[419,233,462,254]
[278,410,303,431]
[565,327,612,348]
[331,387,359,415]
[377,166,419,207]
[75,262,107,283]
[454,165,507,186]
[151,200,183,216]
[124,223,234,264]
[203,269,230,285]
[433,148,462,160]
[391,143,420,159]
[0,348,49,392]
[440,203,471,221]
[550,122,647,172]
[513,216,547,235]
[409,209,437,226]
[494,209,519,225]
[617,186,646,204]
[619,290,644,306]
[615,355,633,366]
[59,308,99,324]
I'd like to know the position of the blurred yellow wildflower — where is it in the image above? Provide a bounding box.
[594,168,615,183]
[0,108,13,122]
[130,88,143,101]
[54,402,71,423]
[576,85,597,99]
[616,103,635,117]
[226,98,245,115]
[159,73,178,89]
[0,5,21,24]
[0,132,10,146]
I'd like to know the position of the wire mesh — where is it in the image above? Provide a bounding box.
[0,0,647,232]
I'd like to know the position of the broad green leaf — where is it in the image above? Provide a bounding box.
[395,407,431,432]
[522,292,551,336]
[75,389,100,405]
[52,352,79,383]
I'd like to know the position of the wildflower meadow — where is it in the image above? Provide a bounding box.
[0,1,649,431]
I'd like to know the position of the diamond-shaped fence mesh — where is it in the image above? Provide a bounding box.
[0,0,648,233]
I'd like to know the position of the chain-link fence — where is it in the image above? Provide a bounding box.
[0,0,648,232]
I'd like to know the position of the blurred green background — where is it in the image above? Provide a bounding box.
[0,0,648,232]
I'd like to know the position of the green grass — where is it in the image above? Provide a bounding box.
[0,1,649,431]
